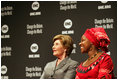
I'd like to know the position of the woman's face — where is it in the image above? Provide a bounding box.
[79,35,91,53]
[52,39,66,57]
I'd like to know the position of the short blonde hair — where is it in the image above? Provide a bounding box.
[53,34,73,56]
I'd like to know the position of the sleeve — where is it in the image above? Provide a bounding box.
[75,71,80,79]
[40,63,48,79]
[64,61,78,79]
[40,70,45,79]
[97,55,114,79]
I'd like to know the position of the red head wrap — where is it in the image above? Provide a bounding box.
[84,27,110,53]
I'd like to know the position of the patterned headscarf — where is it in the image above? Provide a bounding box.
[84,27,110,53]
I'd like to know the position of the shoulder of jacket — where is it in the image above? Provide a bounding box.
[68,58,78,65]
[46,60,56,65]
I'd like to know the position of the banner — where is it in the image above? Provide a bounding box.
[1,1,117,79]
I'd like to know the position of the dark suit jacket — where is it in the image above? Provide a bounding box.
[40,57,78,79]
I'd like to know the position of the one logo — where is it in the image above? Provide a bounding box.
[32,1,40,10]
[30,43,39,53]
[64,19,72,29]
[1,65,7,75]
[101,1,108,4]
[1,25,9,33]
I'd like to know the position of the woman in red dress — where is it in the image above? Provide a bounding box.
[75,27,114,79]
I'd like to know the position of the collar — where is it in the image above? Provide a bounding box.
[55,56,69,70]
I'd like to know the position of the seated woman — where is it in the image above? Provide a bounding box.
[40,34,78,79]
[75,27,114,79]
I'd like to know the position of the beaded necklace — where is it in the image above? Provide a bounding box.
[88,52,98,60]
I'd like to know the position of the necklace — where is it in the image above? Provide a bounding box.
[88,53,97,60]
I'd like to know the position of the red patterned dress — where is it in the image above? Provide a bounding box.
[75,53,114,79]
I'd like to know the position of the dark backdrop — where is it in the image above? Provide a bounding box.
[1,1,117,79]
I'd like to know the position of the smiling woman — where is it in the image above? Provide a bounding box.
[75,27,114,79]
[40,34,78,79]
[79,35,92,53]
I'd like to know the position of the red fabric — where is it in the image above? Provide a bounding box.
[84,27,110,52]
[75,53,114,79]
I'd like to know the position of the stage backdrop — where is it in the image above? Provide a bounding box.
[1,1,117,79]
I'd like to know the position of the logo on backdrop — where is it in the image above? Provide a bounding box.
[1,24,10,39]
[32,1,40,11]
[1,6,13,16]
[30,1,41,16]
[30,43,39,53]
[1,65,7,75]
[1,46,12,57]
[29,43,40,58]
[98,1,111,10]
[26,24,43,35]
[60,1,77,11]
[101,1,108,3]
[64,19,72,29]
[25,66,42,78]
[71,44,76,54]
[94,18,114,29]
[1,65,9,79]
[62,19,74,34]
[2,25,9,33]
